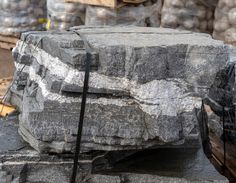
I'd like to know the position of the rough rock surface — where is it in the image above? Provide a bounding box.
[83,173,227,183]
[204,60,236,143]
[0,115,228,183]
[9,27,229,153]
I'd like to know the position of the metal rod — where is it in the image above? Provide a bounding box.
[201,100,205,139]
[70,52,91,183]
[222,105,226,170]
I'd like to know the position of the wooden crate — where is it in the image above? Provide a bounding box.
[0,35,19,50]
[64,0,147,8]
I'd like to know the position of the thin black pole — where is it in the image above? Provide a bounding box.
[222,105,226,170]
[70,52,91,183]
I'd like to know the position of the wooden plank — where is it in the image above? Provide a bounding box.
[65,0,117,8]
[0,77,15,117]
[123,0,147,3]
[0,103,16,117]
[0,77,12,99]
[0,35,19,44]
[0,41,16,50]
[0,35,18,50]
[210,133,236,178]
[64,0,146,8]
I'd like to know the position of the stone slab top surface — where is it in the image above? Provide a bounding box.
[21,26,226,49]
[71,26,225,47]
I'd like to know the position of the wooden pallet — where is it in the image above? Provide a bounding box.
[210,133,236,180]
[0,35,19,50]
[0,77,12,100]
[0,77,16,117]
[0,103,16,117]
[64,0,147,8]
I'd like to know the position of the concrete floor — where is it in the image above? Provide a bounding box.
[0,48,15,79]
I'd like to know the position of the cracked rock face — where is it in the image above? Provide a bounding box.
[10,26,229,153]
[82,173,228,183]
[204,62,236,143]
[0,115,228,183]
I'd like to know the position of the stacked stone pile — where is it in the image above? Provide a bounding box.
[9,26,229,154]
[161,0,218,33]
[4,26,231,182]
[85,0,162,27]
[213,0,236,44]
[47,0,86,30]
[0,0,46,37]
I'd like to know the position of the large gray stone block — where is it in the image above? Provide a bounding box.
[20,27,229,85]
[10,27,230,153]
[0,115,228,183]
[19,79,199,153]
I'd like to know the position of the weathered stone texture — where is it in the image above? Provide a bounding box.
[0,108,228,183]
[9,27,229,154]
